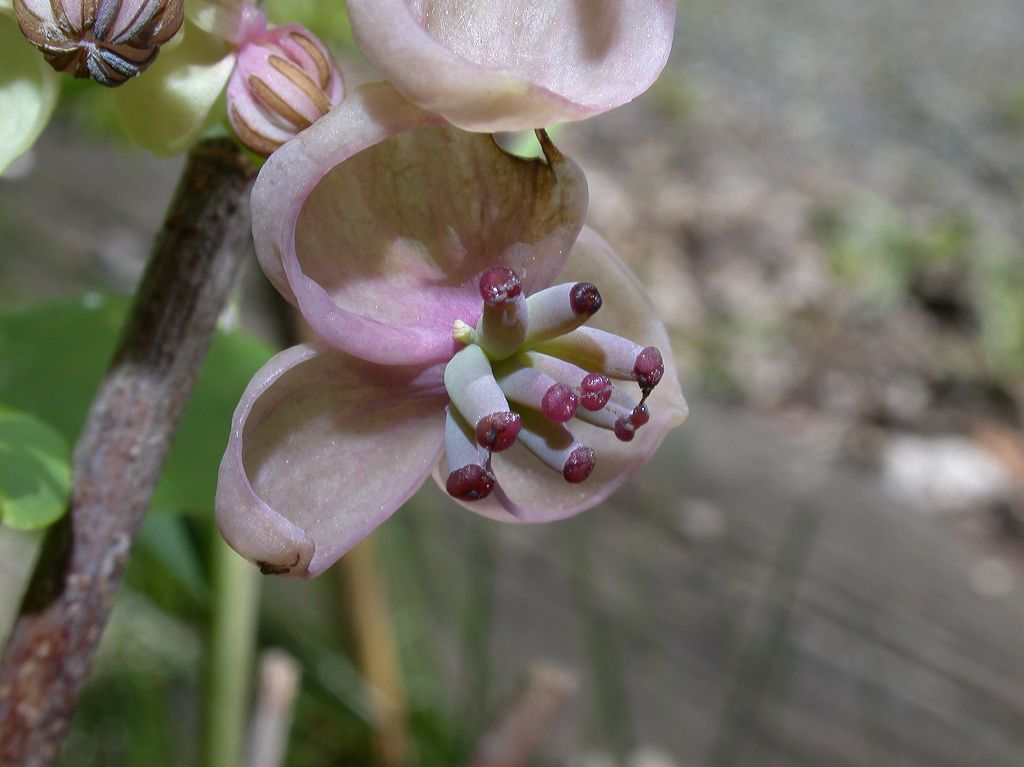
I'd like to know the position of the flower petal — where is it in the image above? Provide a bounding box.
[252,82,588,366]
[112,21,235,155]
[0,14,58,175]
[216,343,447,577]
[433,227,687,522]
[347,0,676,132]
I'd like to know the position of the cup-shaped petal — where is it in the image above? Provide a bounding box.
[227,22,344,156]
[347,0,677,132]
[216,343,447,577]
[251,82,588,367]
[433,226,687,523]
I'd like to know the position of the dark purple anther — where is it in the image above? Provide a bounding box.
[445,465,496,501]
[479,267,522,306]
[541,383,578,422]
[569,282,602,316]
[562,446,597,483]
[579,373,612,411]
[630,403,650,428]
[634,346,664,395]
[613,416,636,442]
[475,411,522,452]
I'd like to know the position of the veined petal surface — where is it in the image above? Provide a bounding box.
[251,82,588,367]
[434,227,687,522]
[0,13,58,175]
[347,0,676,132]
[216,343,447,577]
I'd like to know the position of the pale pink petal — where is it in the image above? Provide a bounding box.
[251,82,587,366]
[347,0,676,132]
[216,343,447,577]
[433,227,687,522]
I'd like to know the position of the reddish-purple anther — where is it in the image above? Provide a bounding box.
[446,464,496,501]
[613,416,636,442]
[475,411,522,451]
[580,373,613,411]
[479,266,523,306]
[634,346,664,394]
[569,282,602,315]
[541,383,578,422]
[563,446,597,483]
[630,403,651,428]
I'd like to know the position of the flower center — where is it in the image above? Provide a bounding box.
[442,266,666,503]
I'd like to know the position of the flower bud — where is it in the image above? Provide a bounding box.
[227,20,344,157]
[13,0,183,87]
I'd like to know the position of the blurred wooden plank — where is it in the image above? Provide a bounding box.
[400,399,1024,766]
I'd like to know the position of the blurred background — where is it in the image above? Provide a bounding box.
[2,0,1024,765]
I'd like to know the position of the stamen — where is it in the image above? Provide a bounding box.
[534,327,666,396]
[630,403,650,427]
[515,412,597,484]
[563,446,597,484]
[475,267,528,360]
[573,385,649,442]
[478,267,522,306]
[542,384,579,423]
[446,466,496,501]
[475,412,521,452]
[579,373,612,411]
[522,281,602,347]
[444,345,521,452]
[444,408,496,501]
[492,363,579,423]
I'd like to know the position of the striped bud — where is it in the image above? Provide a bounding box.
[13,0,183,87]
[227,20,345,157]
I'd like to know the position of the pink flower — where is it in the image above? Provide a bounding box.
[346,0,677,132]
[215,84,687,577]
[226,8,345,156]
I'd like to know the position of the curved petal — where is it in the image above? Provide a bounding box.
[252,82,588,366]
[216,343,447,577]
[347,0,676,132]
[112,21,234,155]
[434,227,687,523]
[0,14,58,175]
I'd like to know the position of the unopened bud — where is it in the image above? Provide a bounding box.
[13,0,184,87]
[228,20,344,156]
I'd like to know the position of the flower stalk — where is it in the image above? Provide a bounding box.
[0,138,256,766]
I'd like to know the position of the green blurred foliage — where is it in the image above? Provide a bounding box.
[266,0,355,50]
[0,294,275,516]
[0,407,70,530]
[816,198,1024,377]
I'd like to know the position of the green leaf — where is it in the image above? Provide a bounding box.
[0,407,71,530]
[0,13,59,175]
[0,294,276,515]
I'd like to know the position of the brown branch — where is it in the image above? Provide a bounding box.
[0,138,256,766]
[465,664,578,767]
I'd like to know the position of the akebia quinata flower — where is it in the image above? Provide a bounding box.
[113,1,343,155]
[346,0,677,132]
[215,84,687,577]
[13,0,184,86]
[226,18,344,156]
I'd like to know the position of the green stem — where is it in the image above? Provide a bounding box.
[203,533,261,767]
